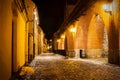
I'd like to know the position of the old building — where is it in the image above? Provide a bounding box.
[54,0,120,64]
[0,0,120,79]
[0,0,44,79]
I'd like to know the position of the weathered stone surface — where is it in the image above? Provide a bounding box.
[23,53,120,80]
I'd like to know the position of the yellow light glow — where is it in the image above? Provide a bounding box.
[35,17,38,20]
[34,11,37,15]
[102,4,107,10]
[70,28,76,33]
[47,46,50,49]
[102,4,112,15]
[61,35,65,39]
[37,22,39,25]
[57,39,60,42]
[102,4,112,11]
[50,39,52,42]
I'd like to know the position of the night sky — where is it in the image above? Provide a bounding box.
[32,0,66,39]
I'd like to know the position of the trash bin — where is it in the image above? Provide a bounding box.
[80,50,82,58]
[80,49,86,58]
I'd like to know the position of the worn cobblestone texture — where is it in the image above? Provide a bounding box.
[24,53,120,80]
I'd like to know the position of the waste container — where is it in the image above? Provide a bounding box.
[80,49,86,58]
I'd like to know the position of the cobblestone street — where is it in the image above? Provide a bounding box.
[22,53,120,80]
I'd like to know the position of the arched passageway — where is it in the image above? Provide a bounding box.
[87,14,108,60]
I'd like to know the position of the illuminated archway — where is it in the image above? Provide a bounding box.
[87,14,108,58]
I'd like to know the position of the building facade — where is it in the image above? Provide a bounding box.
[0,0,44,79]
[54,0,120,64]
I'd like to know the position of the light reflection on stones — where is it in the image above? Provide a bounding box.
[22,53,120,80]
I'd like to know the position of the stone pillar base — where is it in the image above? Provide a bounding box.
[86,49,108,59]
[66,50,75,58]
[66,49,81,58]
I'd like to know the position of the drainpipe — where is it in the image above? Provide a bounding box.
[33,7,37,59]
[25,20,33,63]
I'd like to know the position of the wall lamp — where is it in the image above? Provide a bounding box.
[57,39,60,43]
[34,11,37,15]
[61,34,65,39]
[102,4,112,15]
[70,27,76,33]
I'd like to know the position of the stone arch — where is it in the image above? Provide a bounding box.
[65,24,76,58]
[66,25,75,50]
[75,19,88,49]
[93,0,119,64]
[87,13,108,58]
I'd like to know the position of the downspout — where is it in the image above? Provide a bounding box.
[33,7,37,59]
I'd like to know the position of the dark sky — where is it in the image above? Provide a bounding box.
[32,0,66,39]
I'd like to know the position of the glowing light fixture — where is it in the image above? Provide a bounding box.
[34,11,37,15]
[35,17,38,20]
[70,27,76,33]
[61,35,65,39]
[102,4,112,15]
[37,22,39,25]
[50,39,52,42]
[57,39,60,43]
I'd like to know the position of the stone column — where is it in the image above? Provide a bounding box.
[108,16,119,64]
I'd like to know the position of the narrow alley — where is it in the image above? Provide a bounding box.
[18,53,120,80]
[0,0,120,80]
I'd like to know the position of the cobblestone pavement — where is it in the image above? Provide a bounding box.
[24,53,120,80]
